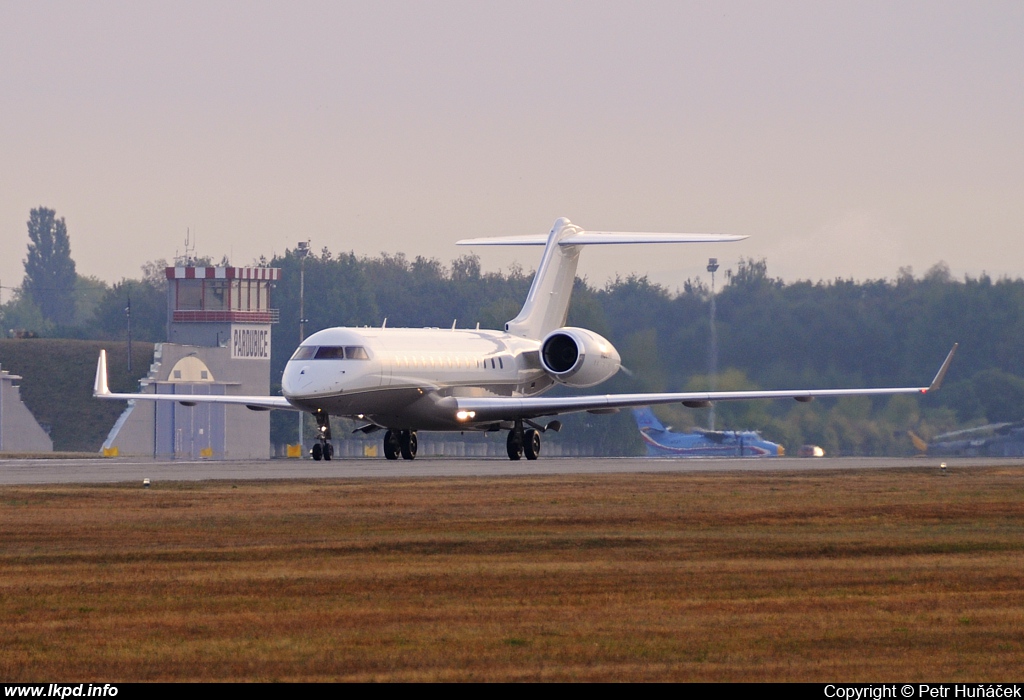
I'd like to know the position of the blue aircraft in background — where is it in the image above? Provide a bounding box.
[633,407,784,457]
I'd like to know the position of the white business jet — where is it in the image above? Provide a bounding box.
[94,218,957,461]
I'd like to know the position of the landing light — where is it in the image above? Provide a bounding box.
[456,410,476,421]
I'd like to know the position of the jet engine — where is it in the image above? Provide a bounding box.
[540,327,621,388]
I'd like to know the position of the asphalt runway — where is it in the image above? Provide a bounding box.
[1,455,1022,484]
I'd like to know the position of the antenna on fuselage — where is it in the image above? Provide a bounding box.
[382,318,387,328]
[451,320,457,330]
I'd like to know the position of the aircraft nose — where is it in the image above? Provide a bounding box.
[281,361,308,395]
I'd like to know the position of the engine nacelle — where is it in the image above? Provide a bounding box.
[540,327,621,388]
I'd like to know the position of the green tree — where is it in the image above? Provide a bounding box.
[24,207,77,326]
[94,278,167,342]
[73,275,110,327]
[0,289,52,337]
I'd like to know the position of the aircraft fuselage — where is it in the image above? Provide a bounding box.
[281,326,555,430]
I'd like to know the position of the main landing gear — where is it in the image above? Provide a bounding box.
[505,419,561,460]
[375,420,560,462]
[310,409,334,461]
[383,429,418,460]
[506,420,541,461]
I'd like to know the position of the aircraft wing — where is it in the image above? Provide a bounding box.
[453,344,958,423]
[92,350,295,411]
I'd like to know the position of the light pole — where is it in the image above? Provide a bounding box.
[296,240,310,454]
[125,294,132,372]
[707,258,719,430]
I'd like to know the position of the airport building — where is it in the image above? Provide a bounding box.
[102,265,280,459]
[0,365,53,453]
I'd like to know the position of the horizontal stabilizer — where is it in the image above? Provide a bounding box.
[458,231,746,246]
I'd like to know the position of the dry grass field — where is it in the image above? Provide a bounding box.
[2,467,1023,681]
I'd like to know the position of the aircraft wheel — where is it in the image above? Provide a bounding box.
[323,442,333,461]
[506,430,523,460]
[524,429,541,460]
[383,430,400,460]
[311,442,323,461]
[400,430,418,460]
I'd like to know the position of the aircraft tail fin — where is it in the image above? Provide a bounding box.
[458,218,744,339]
[632,406,667,432]
[907,430,929,454]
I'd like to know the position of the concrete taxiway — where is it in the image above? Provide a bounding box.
[1,455,1022,485]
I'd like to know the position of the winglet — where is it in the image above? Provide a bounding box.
[93,350,111,396]
[926,343,958,392]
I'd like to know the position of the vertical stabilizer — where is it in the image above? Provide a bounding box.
[632,407,667,432]
[505,218,582,339]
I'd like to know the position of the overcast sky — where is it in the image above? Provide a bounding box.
[2,1,1022,299]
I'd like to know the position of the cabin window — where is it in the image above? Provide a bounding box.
[498,357,504,369]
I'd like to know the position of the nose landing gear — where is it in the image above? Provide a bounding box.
[310,409,334,461]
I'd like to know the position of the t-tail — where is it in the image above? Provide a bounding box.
[458,218,746,340]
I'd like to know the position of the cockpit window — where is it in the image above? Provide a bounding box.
[291,345,372,361]
[314,346,346,360]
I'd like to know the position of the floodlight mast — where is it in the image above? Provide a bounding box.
[707,258,719,430]
[296,240,311,455]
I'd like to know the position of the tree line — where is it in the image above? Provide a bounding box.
[4,208,1023,455]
